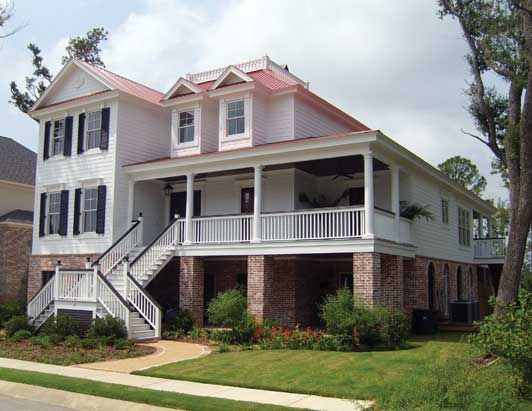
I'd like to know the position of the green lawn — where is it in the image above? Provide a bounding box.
[138,333,532,411]
[0,367,306,411]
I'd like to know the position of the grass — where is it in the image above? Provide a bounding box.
[138,333,532,411]
[0,339,155,365]
[0,367,307,411]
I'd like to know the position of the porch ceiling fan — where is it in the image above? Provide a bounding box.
[332,158,355,180]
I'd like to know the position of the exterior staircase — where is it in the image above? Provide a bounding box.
[27,215,182,341]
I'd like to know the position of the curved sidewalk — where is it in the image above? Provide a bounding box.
[74,340,210,373]
[0,357,374,411]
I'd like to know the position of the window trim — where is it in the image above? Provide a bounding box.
[441,197,449,225]
[81,187,98,234]
[226,99,246,137]
[51,118,66,157]
[47,191,62,236]
[177,110,195,145]
[458,206,471,248]
[85,110,102,151]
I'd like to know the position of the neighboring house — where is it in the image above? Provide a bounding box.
[0,137,36,303]
[26,57,504,339]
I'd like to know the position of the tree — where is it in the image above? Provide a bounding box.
[438,155,487,195]
[9,27,108,114]
[439,0,532,308]
[491,198,510,237]
[0,1,17,38]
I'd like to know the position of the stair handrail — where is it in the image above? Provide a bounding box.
[27,275,56,320]
[93,215,143,275]
[96,271,133,334]
[129,215,180,282]
[126,273,162,338]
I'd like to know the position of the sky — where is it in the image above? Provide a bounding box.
[0,0,507,200]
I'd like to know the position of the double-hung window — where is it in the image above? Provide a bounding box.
[458,207,471,247]
[48,192,61,235]
[52,119,65,156]
[83,188,98,233]
[441,198,449,225]
[86,111,102,150]
[178,111,195,143]
[227,100,245,136]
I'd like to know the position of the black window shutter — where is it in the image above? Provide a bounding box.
[77,113,86,154]
[39,193,47,237]
[96,185,107,234]
[100,108,110,150]
[73,188,82,235]
[59,189,69,236]
[43,121,51,161]
[64,116,73,156]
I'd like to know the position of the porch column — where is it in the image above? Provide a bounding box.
[127,179,135,223]
[391,164,400,242]
[363,152,375,238]
[252,165,263,242]
[184,173,194,245]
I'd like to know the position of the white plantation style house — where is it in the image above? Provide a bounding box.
[26,56,505,339]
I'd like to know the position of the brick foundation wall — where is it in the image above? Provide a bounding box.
[0,223,33,303]
[179,256,204,325]
[247,255,275,323]
[204,258,247,296]
[28,253,98,301]
[380,254,404,309]
[353,252,381,306]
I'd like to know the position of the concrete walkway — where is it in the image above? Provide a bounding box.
[76,340,210,373]
[0,357,374,411]
[0,380,176,410]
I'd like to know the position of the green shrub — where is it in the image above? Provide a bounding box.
[218,343,230,353]
[165,309,193,333]
[30,335,50,349]
[10,329,32,342]
[113,338,135,350]
[374,306,410,349]
[88,316,127,340]
[189,325,207,339]
[0,301,25,326]
[48,334,63,345]
[4,315,33,337]
[470,290,532,399]
[41,315,80,337]
[64,335,81,348]
[320,288,356,336]
[209,329,234,344]
[81,337,105,349]
[207,289,247,327]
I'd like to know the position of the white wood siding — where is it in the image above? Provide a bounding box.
[294,96,352,138]
[114,99,171,242]
[266,94,295,143]
[32,100,118,255]
[133,181,166,244]
[252,93,268,146]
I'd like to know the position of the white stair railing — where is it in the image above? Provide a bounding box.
[129,216,180,282]
[96,272,131,333]
[126,274,161,337]
[56,270,94,301]
[192,214,253,243]
[261,206,365,241]
[27,276,56,320]
[94,216,143,276]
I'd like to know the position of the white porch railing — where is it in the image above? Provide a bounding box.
[130,217,180,282]
[261,206,365,241]
[127,275,161,337]
[95,217,143,275]
[96,273,131,330]
[27,276,56,320]
[56,270,94,301]
[192,215,253,243]
[474,238,506,259]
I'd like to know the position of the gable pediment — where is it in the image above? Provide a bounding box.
[33,60,112,110]
[163,77,203,100]
[209,65,254,90]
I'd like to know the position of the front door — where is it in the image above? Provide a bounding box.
[241,187,254,213]
[169,190,201,221]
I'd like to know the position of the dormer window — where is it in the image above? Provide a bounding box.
[227,100,245,136]
[52,119,65,156]
[86,111,102,150]
[179,111,195,144]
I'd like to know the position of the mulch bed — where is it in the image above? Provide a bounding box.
[0,340,156,366]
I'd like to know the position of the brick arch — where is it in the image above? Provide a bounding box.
[456,265,464,301]
[427,261,436,310]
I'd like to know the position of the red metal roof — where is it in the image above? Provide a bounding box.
[79,61,164,105]
[193,69,295,92]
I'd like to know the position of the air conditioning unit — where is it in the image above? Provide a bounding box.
[450,301,480,323]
